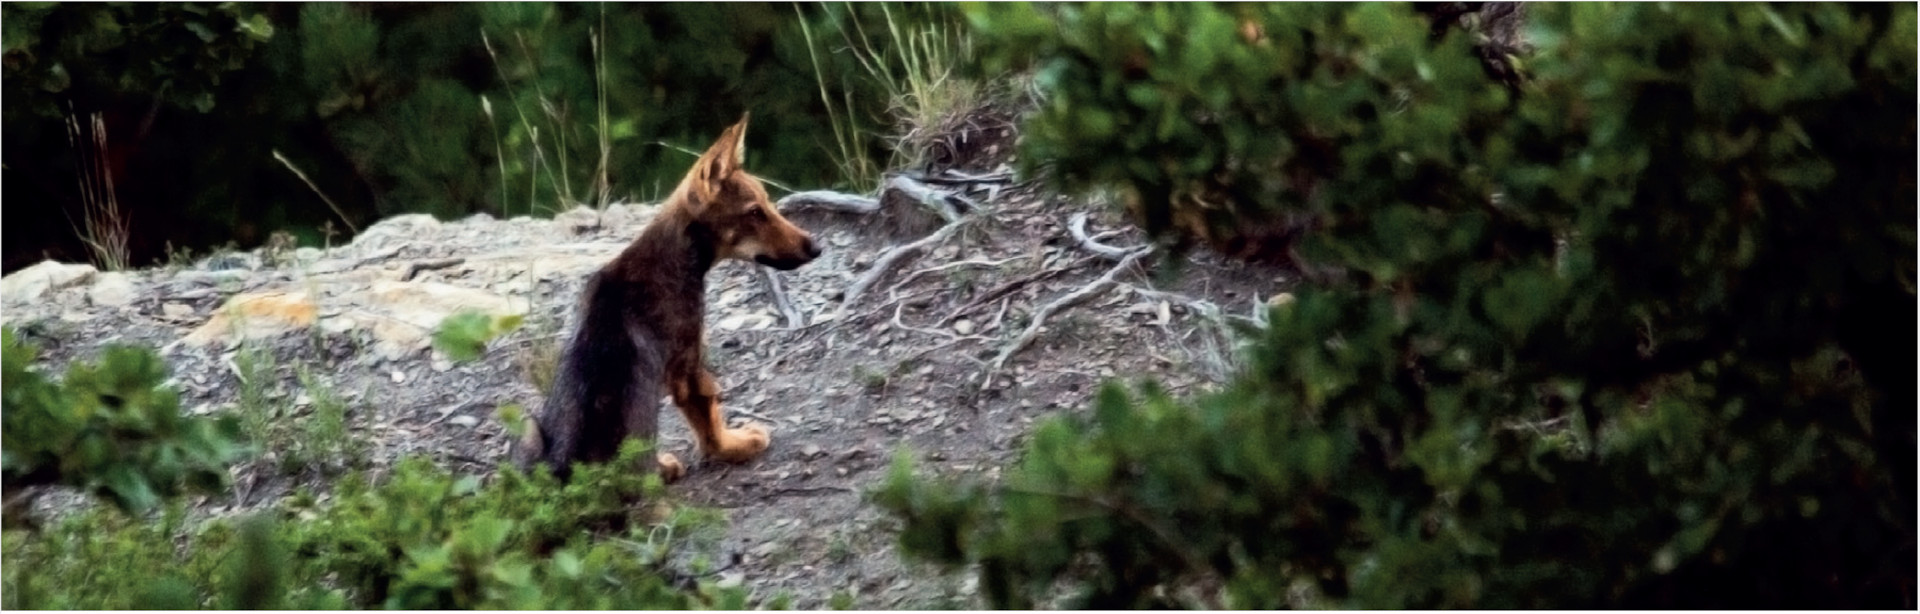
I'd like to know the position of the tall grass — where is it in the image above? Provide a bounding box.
[480,21,618,218]
[62,107,129,271]
[795,3,983,188]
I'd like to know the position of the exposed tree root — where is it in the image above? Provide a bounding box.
[837,219,969,316]
[979,247,1153,393]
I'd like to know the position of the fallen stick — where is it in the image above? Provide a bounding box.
[885,256,1025,302]
[838,219,967,316]
[1069,212,1138,260]
[886,175,970,223]
[759,266,805,329]
[980,247,1153,392]
[776,190,881,215]
[913,168,1014,185]
[935,255,1097,327]
[403,257,466,281]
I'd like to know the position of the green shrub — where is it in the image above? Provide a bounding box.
[3,331,746,609]
[877,3,1916,608]
[281,443,736,609]
[2,326,247,514]
[6,443,743,609]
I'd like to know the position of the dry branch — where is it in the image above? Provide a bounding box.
[912,168,1014,185]
[886,175,972,223]
[1069,211,1138,260]
[776,190,881,215]
[885,256,1024,302]
[980,247,1153,392]
[838,219,968,316]
[935,255,1097,327]
[760,266,805,329]
[402,258,466,281]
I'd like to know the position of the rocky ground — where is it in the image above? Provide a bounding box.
[0,172,1296,608]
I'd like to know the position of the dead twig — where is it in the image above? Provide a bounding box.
[985,296,1013,335]
[897,333,995,366]
[273,149,359,234]
[891,301,990,341]
[885,256,1024,302]
[838,219,968,316]
[1069,211,1138,260]
[911,168,1014,185]
[726,406,785,426]
[763,485,855,498]
[759,266,805,328]
[980,247,1153,392]
[402,258,466,281]
[935,255,1098,327]
[886,174,973,222]
[776,190,881,215]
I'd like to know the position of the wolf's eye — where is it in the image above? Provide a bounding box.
[745,207,766,221]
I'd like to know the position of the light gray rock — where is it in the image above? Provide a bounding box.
[87,272,138,307]
[2,260,97,305]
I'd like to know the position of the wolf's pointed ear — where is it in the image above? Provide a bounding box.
[690,113,751,207]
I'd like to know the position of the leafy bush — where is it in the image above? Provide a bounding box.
[879,2,1915,609]
[281,444,739,609]
[5,442,744,609]
[2,326,246,514]
[2,331,746,609]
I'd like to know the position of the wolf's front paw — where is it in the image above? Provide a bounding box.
[656,452,686,482]
[711,422,771,463]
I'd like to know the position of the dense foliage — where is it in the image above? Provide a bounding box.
[880,2,1916,608]
[1,330,743,609]
[1,327,246,514]
[6,445,743,609]
[1,2,939,271]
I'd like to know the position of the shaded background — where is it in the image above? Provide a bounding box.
[3,2,935,272]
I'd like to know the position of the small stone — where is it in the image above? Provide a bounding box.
[163,303,195,318]
[716,572,745,589]
[800,443,823,459]
[448,415,479,428]
[87,272,138,307]
[953,319,975,335]
[293,393,313,407]
[1269,292,1296,308]
[390,369,406,383]
[431,357,453,372]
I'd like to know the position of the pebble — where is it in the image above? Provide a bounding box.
[449,415,479,428]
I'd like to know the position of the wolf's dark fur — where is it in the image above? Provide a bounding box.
[512,114,820,480]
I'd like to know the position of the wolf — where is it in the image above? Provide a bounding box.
[513,113,821,481]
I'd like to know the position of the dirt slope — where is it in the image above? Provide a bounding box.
[3,176,1294,608]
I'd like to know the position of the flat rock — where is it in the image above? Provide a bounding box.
[2,260,97,305]
[354,280,525,361]
[180,291,320,347]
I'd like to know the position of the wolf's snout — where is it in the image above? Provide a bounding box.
[802,236,823,260]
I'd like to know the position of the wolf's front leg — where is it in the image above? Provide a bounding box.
[670,368,771,463]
